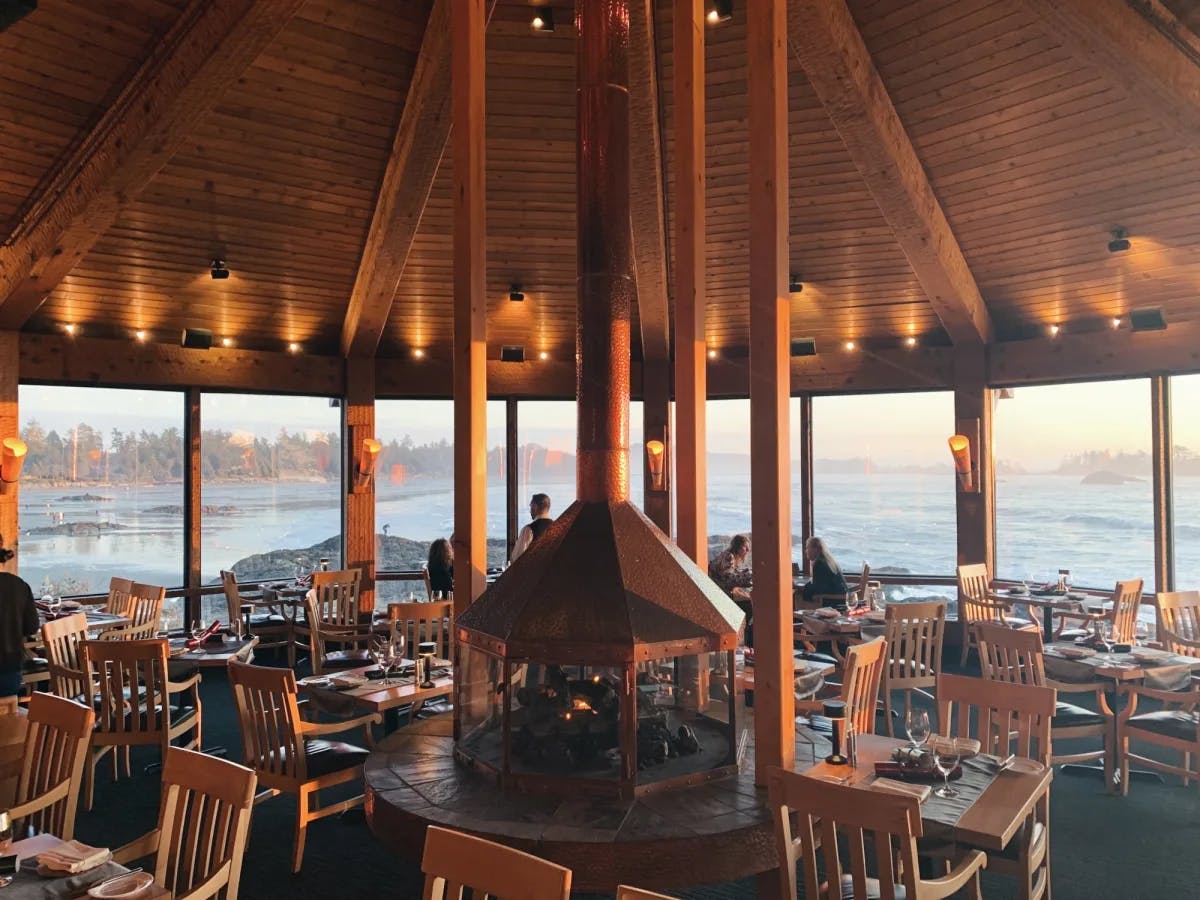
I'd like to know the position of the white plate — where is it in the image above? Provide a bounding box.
[298,676,332,688]
[88,872,155,899]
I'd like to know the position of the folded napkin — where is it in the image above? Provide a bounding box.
[38,840,110,873]
[870,778,931,802]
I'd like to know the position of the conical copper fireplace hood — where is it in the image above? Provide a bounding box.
[456,0,743,663]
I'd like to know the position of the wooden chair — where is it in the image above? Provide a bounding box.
[976,621,1114,777]
[387,599,453,661]
[1054,578,1144,643]
[79,638,202,810]
[957,563,1037,666]
[879,600,944,736]
[1156,590,1200,656]
[798,637,887,737]
[105,576,135,614]
[221,569,290,657]
[228,661,379,873]
[422,567,434,601]
[808,561,871,610]
[114,747,256,900]
[2,692,94,842]
[936,674,1055,900]
[421,825,572,900]
[300,569,372,675]
[766,765,986,900]
[41,612,90,701]
[103,581,165,641]
[616,887,673,900]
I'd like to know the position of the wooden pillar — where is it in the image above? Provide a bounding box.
[674,0,706,566]
[0,332,17,575]
[953,348,994,573]
[344,358,376,612]
[748,0,795,784]
[452,0,488,613]
[505,398,518,559]
[641,359,672,532]
[1151,375,1174,599]
[184,388,201,625]
[798,393,814,575]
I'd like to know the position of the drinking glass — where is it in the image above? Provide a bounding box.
[48,596,62,619]
[905,709,930,749]
[384,632,405,682]
[432,591,443,601]
[190,620,205,653]
[0,809,12,853]
[933,737,962,798]
[369,635,390,685]
[1135,619,1150,645]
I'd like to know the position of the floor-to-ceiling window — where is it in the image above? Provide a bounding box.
[811,391,956,579]
[994,379,1153,589]
[1172,374,1200,589]
[516,400,576,532]
[18,385,185,624]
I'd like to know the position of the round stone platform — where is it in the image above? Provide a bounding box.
[364,714,821,893]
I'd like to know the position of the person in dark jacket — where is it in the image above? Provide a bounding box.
[801,536,850,609]
[510,493,553,562]
[0,537,38,697]
[426,538,454,596]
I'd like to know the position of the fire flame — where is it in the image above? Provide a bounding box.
[571,698,593,712]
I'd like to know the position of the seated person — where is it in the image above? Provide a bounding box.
[710,535,753,644]
[426,538,454,596]
[800,536,849,610]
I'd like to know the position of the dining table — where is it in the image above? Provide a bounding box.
[800,734,1053,853]
[4,833,168,900]
[990,587,1105,643]
[299,658,453,733]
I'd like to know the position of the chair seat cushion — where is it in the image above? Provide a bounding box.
[1054,701,1106,728]
[1128,710,1200,741]
[322,650,372,669]
[798,651,840,667]
[304,739,370,778]
[22,657,48,673]
[168,705,198,729]
[1008,619,1037,630]
[248,613,288,628]
[836,874,905,899]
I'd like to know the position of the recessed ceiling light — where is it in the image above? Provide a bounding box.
[707,348,718,359]
[222,337,234,348]
[1111,317,1122,330]
[844,340,856,351]
[1108,227,1130,254]
[1048,324,1060,337]
[135,330,147,342]
[509,284,525,302]
[531,6,553,31]
[412,348,425,359]
[63,323,77,336]
[538,351,549,360]
[706,0,732,24]
[905,336,917,348]
[288,342,300,353]
[210,258,230,280]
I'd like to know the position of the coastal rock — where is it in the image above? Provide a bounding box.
[55,493,112,502]
[144,504,239,516]
[1081,470,1141,485]
[28,521,128,536]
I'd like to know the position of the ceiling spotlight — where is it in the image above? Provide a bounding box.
[538,351,549,360]
[707,348,718,359]
[844,340,856,351]
[412,348,425,359]
[210,258,230,280]
[501,345,526,363]
[905,336,918,348]
[1047,324,1060,337]
[63,323,77,336]
[788,274,803,294]
[531,6,554,31]
[1111,317,1122,330]
[221,337,234,348]
[288,342,300,353]
[1107,227,1130,254]
[135,330,147,342]
[706,0,733,24]
[509,284,525,302]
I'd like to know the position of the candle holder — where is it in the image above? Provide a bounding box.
[418,641,437,688]
[823,700,848,765]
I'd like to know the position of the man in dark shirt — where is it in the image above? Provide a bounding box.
[510,493,553,562]
[0,541,38,697]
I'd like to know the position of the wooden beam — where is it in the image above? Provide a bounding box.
[1151,375,1174,596]
[787,0,993,347]
[184,388,201,624]
[1022,0,1200,147]
[341,0,452,358]
[628,0,671,364]
[20,334,343,395]
[505,398,519,559]
[0,0,303,327]
[674,0,707,567]
[798,393,814,575]
[748,0,795,783]
[988,324,1200,385]
[344,358,376,612]
[953,347,994,573]
[451,0,489,615]
[0,332,17,574]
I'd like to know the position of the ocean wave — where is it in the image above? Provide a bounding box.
[1062,513,1130,530]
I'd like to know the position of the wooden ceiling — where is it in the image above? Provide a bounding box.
[2,0,1200,366]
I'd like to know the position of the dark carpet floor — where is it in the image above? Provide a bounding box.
[69,657,1200,899]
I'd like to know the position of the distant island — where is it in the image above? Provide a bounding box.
[1080,470,1143,485]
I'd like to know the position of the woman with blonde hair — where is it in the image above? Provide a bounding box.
[800,536,849,609]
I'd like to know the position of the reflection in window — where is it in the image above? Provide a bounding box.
[200,394,341,623]
[1172,375,1200,588]
[516,401,576,547]
[18,385,185,625]
[994,379,1153,589]
[813,392,955,579]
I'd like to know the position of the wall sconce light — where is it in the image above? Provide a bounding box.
[948,419,980,494]
[646,439,666,492]
[1,438,27,491]
[355,438,381,491]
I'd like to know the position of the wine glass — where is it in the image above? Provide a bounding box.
[190,619,205,653]
[933,737,962,798]
[48,595,62,619]
[369,635,390,685]
[384,632,405,682]
[905,709,930,749]
[1134,619,1150,645]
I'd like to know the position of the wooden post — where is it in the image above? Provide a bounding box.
[344,358,376,612]
[452,0,488,614]
[798,394,814,575]
[0,332,17,575]
[954,348,994,652]
[748,0,795,785]
[505,398,519,559]
[641,359,672,533]
[674,0,707,567]
[1151,375,1174,598]
[184,388,201,625]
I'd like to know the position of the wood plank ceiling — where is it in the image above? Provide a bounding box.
[3,0,1200,363]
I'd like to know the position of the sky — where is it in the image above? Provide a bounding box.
[19,374,1200,473]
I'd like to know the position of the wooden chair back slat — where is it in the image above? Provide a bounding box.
[228,661,306,782]
[387,600,453,660]
[976,622,1046,686]
[842,638,887,737]
[421,825,572,900]
[936,673,1055,764]
[41,613,90,700]
[220,570,244,626]
[1157,591,1200,656]
[104,582,166,641]
[16,692,94,840]
[154,748,255,899]
[81,639,171,741]
[883,600,945,682]
[958,563,1003,625]
[1110,579,1144,644]
[106,577,135,615]
[310,569,362,627]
